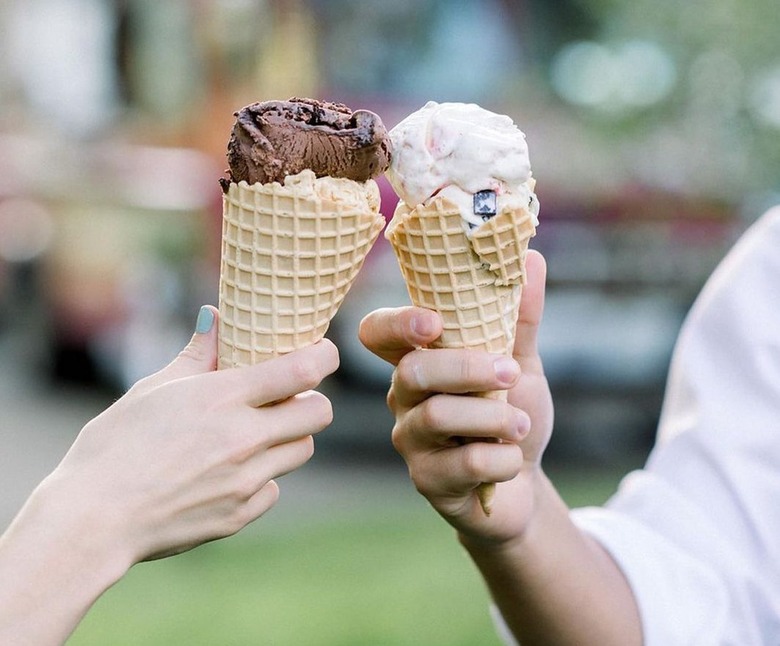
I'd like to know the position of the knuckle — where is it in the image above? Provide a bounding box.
[232,472,260,502]
[417,396,446,430]
[223,429,257,465]
[412,481,435,500]
[390,416,417,457]
[390,423,406,453]
[406,465,434,498]
[178,339,208,364]
[386,387,397,412]
[456,355,475,385]
[395,353,422,390]
[460,444,485,481]
[288,356,322,391]
[226,505,254,535]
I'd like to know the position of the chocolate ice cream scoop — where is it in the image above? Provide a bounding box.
[221,97,392,190]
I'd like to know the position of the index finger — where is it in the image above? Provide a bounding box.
[359,306,443,366]
[392,348,520,410]
[218,339,340,407]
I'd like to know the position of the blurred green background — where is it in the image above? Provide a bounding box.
[1,0,779,643]
[67,466,624,646]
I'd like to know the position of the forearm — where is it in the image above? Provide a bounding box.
[0,475,131,645]
[461,472,642,646]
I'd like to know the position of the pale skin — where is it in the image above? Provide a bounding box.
[0,306,339,646]
[359,250,643,646]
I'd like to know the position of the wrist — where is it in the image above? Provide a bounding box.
[0,473,133,644]
[23,470,133,589]
[457,472,643,646]
[457,467,554,559]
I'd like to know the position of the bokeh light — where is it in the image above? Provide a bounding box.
[550,39,677,113]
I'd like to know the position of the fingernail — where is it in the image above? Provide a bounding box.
[195,306,215,334]
[494,356,520,385]
[515,410,531,438]
[410,313,435,339]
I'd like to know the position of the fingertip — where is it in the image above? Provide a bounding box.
[358,307,383,348]
[248,480,281,519]
[265,479,281,501]
[527,248,545,266]
[514,408,531,441]
[307,390,334,429]
[318,338,341,373]
[494,356,521,386]
[359,306,442,366]
[152,307,219,383]
[195,305,214,334]
[525,250,547,289]
[359,306,432,348]
[516,251,547,344]
[195,305,218,334]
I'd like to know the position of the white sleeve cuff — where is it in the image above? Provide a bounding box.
[572,506,729,646]
[489,506,729,646]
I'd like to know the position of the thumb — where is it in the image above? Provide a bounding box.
[512,250,546,367]
[153,305,219,385]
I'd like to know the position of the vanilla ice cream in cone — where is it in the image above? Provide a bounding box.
[218,98,391,369]
[385,102,540,515]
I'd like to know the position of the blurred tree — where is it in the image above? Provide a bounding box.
[536,0,780,203]
[311,0,524,106]
[498,0,599,61]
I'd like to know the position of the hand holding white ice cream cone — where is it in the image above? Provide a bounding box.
[386,194,536,514]
[385,102,539,515]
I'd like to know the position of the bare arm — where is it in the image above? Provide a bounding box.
[0,476,131,645]
[0,307,339,645]
[359,251,642,645]
[461,474,641,645]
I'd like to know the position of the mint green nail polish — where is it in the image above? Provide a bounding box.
[195,306,215,334]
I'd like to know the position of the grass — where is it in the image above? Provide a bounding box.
[68,463,626,645]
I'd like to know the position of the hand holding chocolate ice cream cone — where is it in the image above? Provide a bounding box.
[218,98,391,369]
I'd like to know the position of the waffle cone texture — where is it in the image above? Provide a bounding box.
[385,195,536,515]
[385,195,536,364]
[218,170,384,369]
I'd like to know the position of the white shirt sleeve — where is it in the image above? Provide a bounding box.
[493,208,780,645]
[572,207,780,645]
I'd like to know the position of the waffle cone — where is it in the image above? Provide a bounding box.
[218,170,384,369]
[385,194,536,514]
